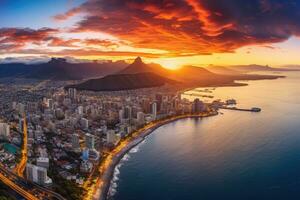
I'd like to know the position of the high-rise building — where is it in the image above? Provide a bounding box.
[68,88,77,100]
[119,109,124,122]
[0,123,10,138]
[155,94,163,112]
[17,103,25,114]
[77,106,84,115]
[192,98,205,113]
[48,99,53,109]
[152,102,157,120]
[106,130,117,144]
[85,133,95,150]
[81,118,89,130]
[36,157,49,169]
[82,148,89,161]
[72,133,80,151]
[124,106,132,120]
[26,164,52,186]
[19,118,24,132]
[137,112,145,126]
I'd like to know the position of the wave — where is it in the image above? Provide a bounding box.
[129,140,146,154]
[107,137,147,199]
[107,151,134,198]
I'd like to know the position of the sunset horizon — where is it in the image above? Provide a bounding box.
[1,1,300,200]
[2,1,300,69]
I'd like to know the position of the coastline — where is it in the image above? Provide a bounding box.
[93,112,218,200]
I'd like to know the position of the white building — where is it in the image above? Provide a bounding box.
[36,157,49,169]
[152,102,157,120]
[81,118,89,130]
[119,109,124,123]
[0,123,10,138]
[26,163,52,186]
[137,112,145,126]
[106,130,117,145]
[77,106,84,115]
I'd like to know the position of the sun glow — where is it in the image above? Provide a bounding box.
[154,58,186,70]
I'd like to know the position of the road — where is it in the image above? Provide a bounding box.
[0,163,66,200]
[0,115,66,200]
[14,115,27,177]
[0,173,38,200]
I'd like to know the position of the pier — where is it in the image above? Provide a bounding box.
[220,106,261,112]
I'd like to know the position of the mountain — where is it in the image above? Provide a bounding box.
[118,57,169,76]
[169,65,236,85]
[68,72,178,91]
[0,58,128,80]
[118,57,235,85]
[205,65,241,75]
[68,57,284,91]
[0,63,34,78]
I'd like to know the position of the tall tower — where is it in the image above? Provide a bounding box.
[152,102,157,120]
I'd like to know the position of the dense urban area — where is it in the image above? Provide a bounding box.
[0,79,231,200]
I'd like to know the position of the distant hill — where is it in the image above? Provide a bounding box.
[279,65,300,70]
[227,64,298,72]
[0,58,127,80]
[205,65,241,75]
[68,72,178,91]
[228,64,274,72]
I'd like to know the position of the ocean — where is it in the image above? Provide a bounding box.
[109,71,300,200]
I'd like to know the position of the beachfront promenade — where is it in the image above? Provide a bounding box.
[86,111,218,200]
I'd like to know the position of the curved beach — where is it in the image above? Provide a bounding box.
[93,112,218,200]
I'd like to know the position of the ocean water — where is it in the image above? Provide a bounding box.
[110,72,300,200]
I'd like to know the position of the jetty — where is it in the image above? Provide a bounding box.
[220,106,261,112]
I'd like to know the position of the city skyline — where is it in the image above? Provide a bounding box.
[1,0,300,68]
[1,1,300,200]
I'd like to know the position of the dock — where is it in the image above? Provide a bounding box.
[220,106,261,112]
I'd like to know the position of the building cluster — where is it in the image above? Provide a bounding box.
[0,83,210,187]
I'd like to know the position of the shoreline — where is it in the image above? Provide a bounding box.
[93,112,218,200]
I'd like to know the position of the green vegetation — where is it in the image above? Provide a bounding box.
[52,175,85,200]
[45,131,86,200]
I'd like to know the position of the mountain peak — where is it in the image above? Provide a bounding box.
[49,57,67,64]
[133,56,143,64]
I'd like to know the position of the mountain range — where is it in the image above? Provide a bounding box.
[0,58,127,80]
[0,56,289,91]
[69,57,285,91]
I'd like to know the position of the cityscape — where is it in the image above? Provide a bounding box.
[1,1,300,200]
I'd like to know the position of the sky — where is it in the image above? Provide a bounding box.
[1,0,300,68]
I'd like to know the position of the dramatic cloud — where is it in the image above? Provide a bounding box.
[57,0,300,55]
[0,28,58,52]
[2,0,300,59]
